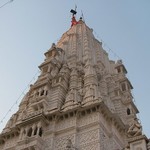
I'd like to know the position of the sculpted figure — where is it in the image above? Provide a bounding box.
[66,139,73,149]
[127,118,142,137]
[66,90,74,102]
[59,63,69,76]
[66,139,76,150]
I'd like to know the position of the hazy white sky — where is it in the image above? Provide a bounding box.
[0,0,150,137]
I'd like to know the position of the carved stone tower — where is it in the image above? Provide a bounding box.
[0,10,149,150]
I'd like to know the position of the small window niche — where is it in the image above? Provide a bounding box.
[34,126,38,136]
[121,83,127,92]
[42,66,48,74]
[127,108,131,115]
[117,67,121,73]
[114,90,120,96]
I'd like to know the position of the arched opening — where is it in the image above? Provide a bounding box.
[39,127,43,137]
[36,92,39,96]
[45,90,48,95]
[27,128,32,137]
[34,126,38,135]
[121,83,126,91]
[40,90,44,96]
[23,129,26,135]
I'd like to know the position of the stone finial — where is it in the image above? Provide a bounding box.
[48,43,56,52]
[51,43,56,49]
[116,59,123,64]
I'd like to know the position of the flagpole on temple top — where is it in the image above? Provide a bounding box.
[70,6,78,27]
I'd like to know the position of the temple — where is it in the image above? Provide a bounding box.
[0,10,149,150]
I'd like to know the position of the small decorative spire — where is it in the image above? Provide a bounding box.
[51,43,56,49]
[80,10,85,22]
[48,43,56,51]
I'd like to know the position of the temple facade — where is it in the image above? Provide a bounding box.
[0,13,149,150]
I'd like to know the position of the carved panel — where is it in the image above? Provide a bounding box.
[3,137,17,150]
[129,137,147,150]
[99,114,111,133]
[54,134,75,150]
[45,137,53,150]
[100,127,110,150]
[17,136,45,150]
[46,121,55,132]
[80,143,99,150]
[111,139,122,150]
[79,129,99,146]
[112,125,124,145]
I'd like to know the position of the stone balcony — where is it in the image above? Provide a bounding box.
[30,96,49,111]
[17,135,45,150]
[22,109,43,121]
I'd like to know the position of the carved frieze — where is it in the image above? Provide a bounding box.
[56,117,76,131]
[78,112,99,127]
